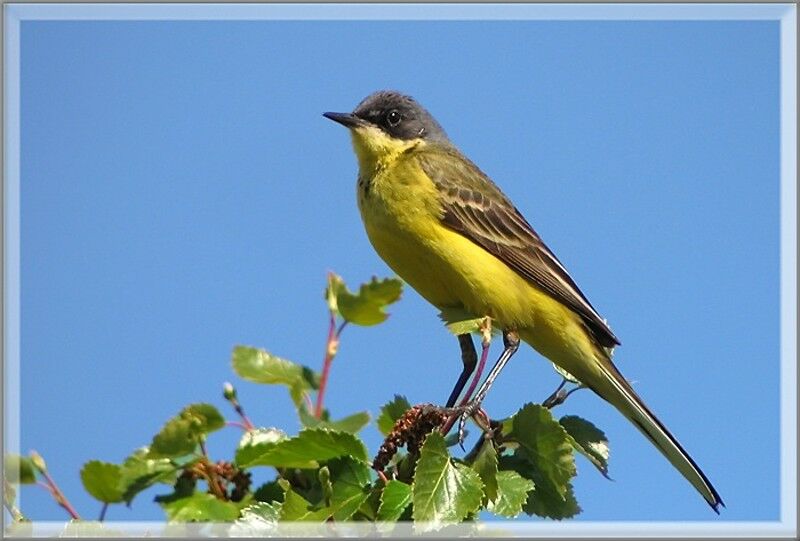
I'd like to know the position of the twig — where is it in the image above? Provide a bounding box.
[36,463,80,520]
[225,420,248,431]
[542,379,568,409]
[223,383,255,431]
[542,378,586,409]
[441,317,493,437]
[98,502,109,522]
[314,313,347,418]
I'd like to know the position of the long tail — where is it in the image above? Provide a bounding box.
[583,351,724,512]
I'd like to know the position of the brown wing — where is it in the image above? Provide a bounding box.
[416,146,620,348]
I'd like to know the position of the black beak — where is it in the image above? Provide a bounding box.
[323,111,364,129]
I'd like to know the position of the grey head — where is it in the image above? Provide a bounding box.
[324,90,450,144]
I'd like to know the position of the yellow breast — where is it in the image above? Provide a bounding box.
[349,127,590,364]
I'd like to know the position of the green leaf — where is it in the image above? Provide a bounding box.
[411,432,484,532]
[252,480,284,504]
[236,428,368,469]
[118,447,180,504]
[4,455,36,484]
[487,470,534,518]
[299,409,371,434]
[327,457,372,521]
[80,461,124,504]
[154,471,196,504]
[230,502,281,536]
[438,307,500,337]
[377,480,412,522]
[332,275,403,326]
[235,429,291,469]
[148,403,225,458]
[470,439,498,504]
[560,415,610,477]
[279,484,331,521]
[507,404,576,499]
[231,345,318,407]
[524,479,581,520]
[376,395,411,436]
[159,493,240,522]
[325,272,341,314]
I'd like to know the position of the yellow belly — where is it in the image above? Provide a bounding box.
[353,139,602,378]
[358,157,585,347]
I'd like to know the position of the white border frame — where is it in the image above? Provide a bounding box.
[3,3,796,538]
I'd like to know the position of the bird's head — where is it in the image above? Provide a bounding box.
[324,90,449,167]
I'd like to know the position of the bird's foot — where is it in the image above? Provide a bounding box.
[455,402,491,450]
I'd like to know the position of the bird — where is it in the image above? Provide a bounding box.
[323,90,723,512]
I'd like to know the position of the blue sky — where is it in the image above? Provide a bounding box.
[12,13,783,525]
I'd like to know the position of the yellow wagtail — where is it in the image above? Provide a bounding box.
[323,90,723,512]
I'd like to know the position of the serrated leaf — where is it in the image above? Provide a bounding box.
[327,457,372,520]
[236,428,368,469]
[376,395,411,436]
[159,493,240,522]
[524,479,581,519]
[80,461,124,504]
[252,480,284,504]
[236,429,288,471]
[470,439,498,504]
[4,455,36,484]
[231,346,318,408]
[507,404,575,499]
[411,432,483,532]
[148,403,224,459]
[279,485,331,521]
[560,415,610,477]
[238,427,287,449]
[498,448,580,520]
[377,480,412,522]
[118,447,179,504]
[230,502,281,536]
[333,275,403,326]
[299,409,370,434]
[488,470,534,518]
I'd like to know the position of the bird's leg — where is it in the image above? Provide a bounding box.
[445,334,478,408]
[457,329,520,442]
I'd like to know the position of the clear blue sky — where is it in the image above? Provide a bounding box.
[15,17,781,523]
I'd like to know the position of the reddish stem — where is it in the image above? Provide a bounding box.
[40,469,80,520]
[233,403,255,431]
[440,335,491,436]
[458,337,491,408]
[315,312,342,418]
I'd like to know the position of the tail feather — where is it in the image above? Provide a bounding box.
[587,353,724,512]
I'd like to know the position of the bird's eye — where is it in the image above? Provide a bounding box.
[386,110,402,127]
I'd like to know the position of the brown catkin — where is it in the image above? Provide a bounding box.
[372,404,448,473]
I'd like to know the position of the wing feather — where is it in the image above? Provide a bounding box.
[417,147,620,348]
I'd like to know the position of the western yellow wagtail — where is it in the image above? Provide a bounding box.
[324,90,722,512]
